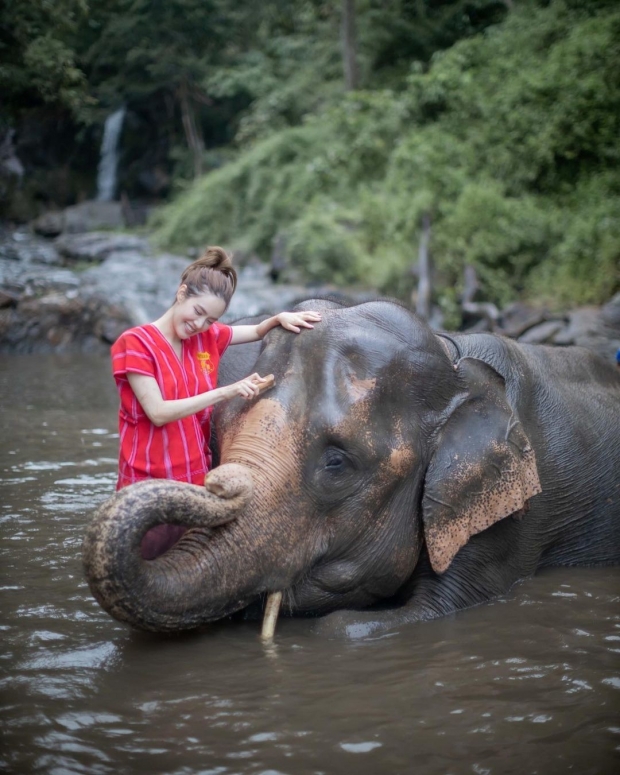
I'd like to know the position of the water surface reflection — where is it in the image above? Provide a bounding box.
[1,355,618,774]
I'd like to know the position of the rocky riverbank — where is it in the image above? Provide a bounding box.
[1,224,619,363]
[0,226,321,354]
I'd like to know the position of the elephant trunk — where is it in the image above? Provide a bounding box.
[82,464,253,632]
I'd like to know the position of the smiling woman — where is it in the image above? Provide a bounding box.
[109,245,320,556]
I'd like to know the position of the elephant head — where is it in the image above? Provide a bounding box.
[84,301,540,631]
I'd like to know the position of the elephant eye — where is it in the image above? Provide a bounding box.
[322,446,352,472]
[313,445,361,502]
[325,451,344,470]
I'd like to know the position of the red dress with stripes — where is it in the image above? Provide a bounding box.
[111,322,233,490]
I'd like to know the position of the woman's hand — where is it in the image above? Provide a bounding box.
[231,310,322,344]
[223,373,268,401]
[275,310,322,333]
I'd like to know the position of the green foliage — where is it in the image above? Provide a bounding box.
[85,0,231,99]
[2,0,514,200]
[154,0,620,308]
[152,126,331,253]
[360,0,509,80]
[526,173,620,305]
[201,0,510,146]
[205,1,345,145]
[287,205,371,286]
[0,0,92,118]
[4,0,618,307]
[378,0,620,304]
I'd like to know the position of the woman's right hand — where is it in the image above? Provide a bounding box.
[223,373,267,401]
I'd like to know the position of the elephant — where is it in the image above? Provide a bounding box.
[83,299,620,636]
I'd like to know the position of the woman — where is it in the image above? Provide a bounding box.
[111,246,320,555]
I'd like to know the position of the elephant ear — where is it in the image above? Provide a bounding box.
[422,357,541,574]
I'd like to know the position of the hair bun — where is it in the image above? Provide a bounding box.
[179,245,238,304]
[200,246,232,270]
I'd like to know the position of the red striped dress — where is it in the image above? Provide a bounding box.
[111,322,233,490]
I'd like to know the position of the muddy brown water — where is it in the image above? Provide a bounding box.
[1,354,619,775]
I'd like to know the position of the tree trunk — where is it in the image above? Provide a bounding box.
[341,0,360,91]
[461,264,500,330]
[178,77,205,178]
[415,213,432,320]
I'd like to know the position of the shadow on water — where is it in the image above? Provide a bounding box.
[1,354,619,774]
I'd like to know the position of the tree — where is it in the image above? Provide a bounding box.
[0,0,91,121]
[341,0,360,90]
[84,0,243,177]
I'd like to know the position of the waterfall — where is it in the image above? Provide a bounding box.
[96,107,126,202]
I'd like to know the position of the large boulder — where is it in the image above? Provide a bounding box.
[0,291,130,354]
[0,228,61,266]
[63,201,125,233]
[32,201,126,236]
[507,300,620,363]
[80,250,190,325]
[31,211,64,238]
[0,227,133,353]
[54,232,150,263]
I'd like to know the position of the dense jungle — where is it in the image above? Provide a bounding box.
[2,0,619,322]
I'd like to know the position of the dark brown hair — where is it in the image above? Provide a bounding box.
[179,246,237,307]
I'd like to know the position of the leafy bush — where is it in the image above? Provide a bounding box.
[153,0,620,308]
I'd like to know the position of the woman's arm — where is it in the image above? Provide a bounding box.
[127,372,265,427]
[230,311,321,345]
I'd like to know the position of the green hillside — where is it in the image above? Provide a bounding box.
[152,0,620,312]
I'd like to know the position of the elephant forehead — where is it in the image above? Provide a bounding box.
[327,397,375,440]
[324,399,415,464]
[342,373,377,403]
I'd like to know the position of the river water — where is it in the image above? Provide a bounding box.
[1,355,619,775]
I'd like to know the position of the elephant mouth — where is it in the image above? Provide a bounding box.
[141,524,189,560]
[138,522,286,638]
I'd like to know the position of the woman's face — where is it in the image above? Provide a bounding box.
[173,286,227,339]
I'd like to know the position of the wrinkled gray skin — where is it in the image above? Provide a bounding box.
[83,300,620,637]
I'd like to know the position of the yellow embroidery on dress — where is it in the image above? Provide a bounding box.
[197,351,214,374]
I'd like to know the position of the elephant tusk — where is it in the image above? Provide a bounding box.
[260,591,283,641]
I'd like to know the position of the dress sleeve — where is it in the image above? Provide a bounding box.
[213,323,234,356]
[111,331,157,378]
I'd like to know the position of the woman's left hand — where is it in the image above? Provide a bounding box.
[276,311,322,333]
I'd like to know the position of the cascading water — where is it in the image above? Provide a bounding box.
[96,107,126,202]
